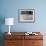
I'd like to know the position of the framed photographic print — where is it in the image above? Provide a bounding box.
[18,9,35,23]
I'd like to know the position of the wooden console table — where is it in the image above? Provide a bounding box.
[4,32,43,46]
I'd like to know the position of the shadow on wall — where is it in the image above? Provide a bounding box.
[0,16,5,46]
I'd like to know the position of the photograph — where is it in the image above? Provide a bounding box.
[18,9,35,23]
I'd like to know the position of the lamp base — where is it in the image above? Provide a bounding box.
[8,32,11,35]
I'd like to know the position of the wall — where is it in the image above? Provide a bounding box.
[0,0,46,32]
[0,0,46,46]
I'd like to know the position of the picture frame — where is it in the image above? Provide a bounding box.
[18,9,35,23]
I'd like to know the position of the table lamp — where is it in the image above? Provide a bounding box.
[5,18,14,35]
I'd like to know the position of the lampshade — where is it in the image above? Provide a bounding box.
[5,18,14,25]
